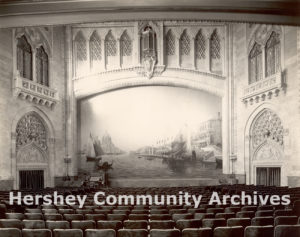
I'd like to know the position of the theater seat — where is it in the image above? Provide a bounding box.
[194,213,214,221]
[46,220,70,230]
[150,229,180,237]
[128,214,148,220]
[123,220,148,229]
[274,210,294,217]
[172,213,193,221]
[150,210,168,215]
[118,229,148,237]
[64,214,84,221]
[94,210,111,215]
[0,228,21,237]
[255,211,273,217]
[5,213,24,220]
[150,214,172,220]
[227,218,251,228]
[22,220,45,229]
[187,208,206,214]
[85,229,116,237]
[0,219,23,229]
[244,226,273,237]
[26,209,42,214]
[182,228,212,237]
[206,208,224,214]
[44,214,63,221]
[251,217,274,226]
[107,214,127,222]
[53,229,83,237]
[274,216,298,226]
[71,220,96,230]
[213,226,244,237]
[97,220,122,230]
[224,207,240,213]
[22,229,52,237]
[149,220,175,229]
[274,225,300,237]
[24,213,43,220]
[236,211,255,218]
[202,218,226,229]
[131,210,149,215]
[59,209,75,215]
[85,214,106,221]
[175,219,201,230]
[215,213,235,220]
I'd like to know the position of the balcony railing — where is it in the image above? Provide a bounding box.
[14,75,59,108]
[242,72,284,105]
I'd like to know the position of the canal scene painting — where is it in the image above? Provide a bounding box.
[79,86,223,182]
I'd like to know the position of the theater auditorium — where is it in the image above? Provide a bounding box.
[0,0,300,237]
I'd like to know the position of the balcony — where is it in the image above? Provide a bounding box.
[242,72,285,105]
[14,75,59,108]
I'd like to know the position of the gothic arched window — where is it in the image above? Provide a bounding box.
[17,35,32,80]
[36,46,49,86]
[166,30,175,56]
[265,32,280,77]
[105,31,117,57]
[180,30,190,56]
[120,31,132,57]
[210,30,221,73]
[195,30,206,59]
[89,31,101,69]
[249,43,262,84]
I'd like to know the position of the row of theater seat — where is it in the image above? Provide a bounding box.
[0,225,300,237]
[1,217,300,229]
[0,184,299,237]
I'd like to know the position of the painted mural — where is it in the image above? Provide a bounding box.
[80,86,222,180]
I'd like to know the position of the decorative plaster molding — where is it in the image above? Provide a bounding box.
[242,72,285,106]
[13,74,59,109]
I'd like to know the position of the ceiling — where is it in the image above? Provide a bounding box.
[0,0,299,28]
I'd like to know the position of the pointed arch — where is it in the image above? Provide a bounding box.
[36,46,49,86]
[120,30,132,57]
[265,31,281,77]
[74,31,87,61]
[180,29,190,56]
[105,31,117,57]
[89,31,102,70]
[17,35,32,80]
[249,42,262,84]
[166,29,175,56]
[74,31,87,76]
[210,29,222,74]
[195,30,206,60]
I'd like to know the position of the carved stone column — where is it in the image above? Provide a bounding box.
[65,25,77,176]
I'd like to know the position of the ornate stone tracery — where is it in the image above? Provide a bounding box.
[251,109,283,150]
[16,113,47,151]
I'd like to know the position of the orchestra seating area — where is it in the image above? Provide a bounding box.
[0,185,299,237]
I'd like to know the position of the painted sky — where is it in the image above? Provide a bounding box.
[80,86,221,152]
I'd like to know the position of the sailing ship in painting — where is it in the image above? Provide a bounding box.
[86,133,117,171]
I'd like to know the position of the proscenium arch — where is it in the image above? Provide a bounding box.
[73,73,226,99]
[11,106,56,189]
[244,103,288,186]
[75,70,231,177]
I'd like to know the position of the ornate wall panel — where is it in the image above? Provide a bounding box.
[16,113,48,152]
[251,109,284,157]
